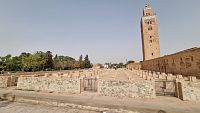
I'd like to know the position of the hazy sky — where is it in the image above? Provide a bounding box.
[0,0,199,64]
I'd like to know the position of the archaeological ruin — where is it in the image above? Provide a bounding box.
[0,4,200,113]
[0,68,200,102]
[0,4,198,103]
[126,4,200,102]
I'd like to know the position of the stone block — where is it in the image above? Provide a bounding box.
[148,73,153,77]
[156,72,161,75]
[153,74,158,78]
[158,75,163,79]
[146,76,151,80]
[166,76,173,80]
[45,73,52,77]
[161,73,166,76]
[142,74,147,79]
[128,76,132,80]
[0,76,11,88]
[52,73,59,77]
[150,77,154,81]
[188,76,197,82]
[176,75,183,79]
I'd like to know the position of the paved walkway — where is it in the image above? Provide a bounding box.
[0,101,98,113]
[0,88,200,113]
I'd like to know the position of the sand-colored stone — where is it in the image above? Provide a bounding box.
[98,79,155,99]
[188,76,197,82]
[141,4,160,61]
[0,76,11,87]
[141,47,200,77]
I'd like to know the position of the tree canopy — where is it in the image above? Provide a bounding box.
[0,51,92,73]
[126,60,135,65]
[79,54,92,69]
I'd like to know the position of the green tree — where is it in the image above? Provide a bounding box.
[84,55,92,68]
[9,56,21,71]
[20,52,31,71]
[53,54,61,70]
[44,51,54,70]
[3,54,12,71]
[0,51,83,72]
[116,62,124,68]
[53,55,79,70]
[79,55,85,69]
[0,57,3,71]
[79,55,83,62]
[126,60,135,65]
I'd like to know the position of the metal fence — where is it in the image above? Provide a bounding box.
[155,80,175,96]
[82,77,98,92]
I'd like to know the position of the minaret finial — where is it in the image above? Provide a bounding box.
[145,1,151,7]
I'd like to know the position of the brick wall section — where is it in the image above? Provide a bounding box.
[17,76,80,94]
[98,80,155,98]
[141,47,200,77]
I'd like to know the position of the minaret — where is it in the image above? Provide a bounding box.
[141,4,160,61]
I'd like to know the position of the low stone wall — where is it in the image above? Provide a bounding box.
[98,80,155,98]
[126,63,141,70]
[0,76,11,88]
[180,82,200,101]
[17,76,80,94]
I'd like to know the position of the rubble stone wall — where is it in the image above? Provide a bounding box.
[98,80,155,98]
[17,76,80,94]
[0,76,11,88]
[180,82,200,101]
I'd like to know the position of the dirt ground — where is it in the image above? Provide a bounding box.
[101,68,141,80]
[0,87,200,113]
[0,101,99,113]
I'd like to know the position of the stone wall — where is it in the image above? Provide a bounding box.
[126,63,141,70]
[141,47,200,77]
[98,80,155,98]
[178,81,200,101]
[17,76,80,94]
[0,76,11,88]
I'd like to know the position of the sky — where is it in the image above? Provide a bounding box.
[0,0,199,64]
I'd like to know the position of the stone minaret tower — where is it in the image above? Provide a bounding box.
[141,4,160,61]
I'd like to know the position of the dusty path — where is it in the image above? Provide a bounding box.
[101,69,140,80]
[0,88,200,113]
[0,101,98,113]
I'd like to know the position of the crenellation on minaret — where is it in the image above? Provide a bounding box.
[143,4,154,16]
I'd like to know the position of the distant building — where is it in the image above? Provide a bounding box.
[104,63,109,69]
[141,4,160,61]
[126,63,141,70]
[139,5,200,77]
[92,64,103,69]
